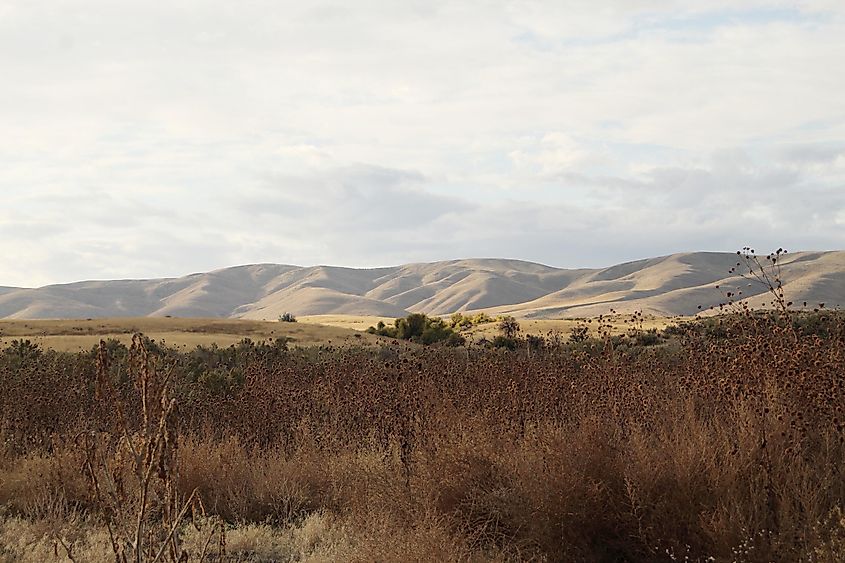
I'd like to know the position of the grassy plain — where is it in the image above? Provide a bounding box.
[0,317,379,352]
[461,315,673,340]
[301,313,675,340]
[0,314,675,352]
[297,314,395,332]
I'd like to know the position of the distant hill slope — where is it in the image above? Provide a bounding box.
[0,252,842,320]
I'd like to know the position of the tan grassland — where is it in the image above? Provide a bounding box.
[297,314,395,331]
[459,315,674,341]
[0,314,677,352]
[0,317,380,352]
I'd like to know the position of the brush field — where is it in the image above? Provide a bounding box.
[1,311,844,561]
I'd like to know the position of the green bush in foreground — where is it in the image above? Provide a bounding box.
[367,313,465,346]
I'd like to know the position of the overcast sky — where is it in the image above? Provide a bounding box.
[2,1,844,286]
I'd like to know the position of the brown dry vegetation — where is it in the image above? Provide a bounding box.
[1,309,844,562]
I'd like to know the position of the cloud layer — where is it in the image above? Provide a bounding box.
[1,1,844,286]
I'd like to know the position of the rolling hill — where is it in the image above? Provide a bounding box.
[0,252,842,320]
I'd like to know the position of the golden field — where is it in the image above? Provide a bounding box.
[0,317,381,352]
[0,314,675,352]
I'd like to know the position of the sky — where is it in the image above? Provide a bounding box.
[2,1,844,287]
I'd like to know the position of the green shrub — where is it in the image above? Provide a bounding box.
[448,312,495,330]
[368,313,464,345]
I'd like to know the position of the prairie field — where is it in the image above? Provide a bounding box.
[458,315,672,342]
[1,311,844,562]
[0,315,668,352]
[0,317,380,352]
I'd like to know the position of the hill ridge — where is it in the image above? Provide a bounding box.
[1,251,842,319]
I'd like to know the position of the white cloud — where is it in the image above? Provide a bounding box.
[1,1,844,285]
[509,133,591,175]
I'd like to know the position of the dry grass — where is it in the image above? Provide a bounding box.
[1,310,844,561]
[0,317,380,352]
[460,314,673,341]
[296,315,396,331]
[0,315,673,352]
[0,511,356,562]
